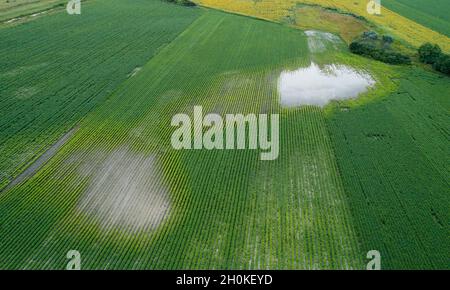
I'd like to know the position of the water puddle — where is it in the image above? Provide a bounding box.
[305,30,341,53]
[278,63,375,107]
[31,11,47,17]
[76,147,170,232]
[127,67,142,78]
[5,18,18,24]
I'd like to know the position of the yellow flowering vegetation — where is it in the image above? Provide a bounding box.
[288,5,370,44]
[196,0,450,52]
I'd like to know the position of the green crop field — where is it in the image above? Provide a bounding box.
[0,0,200,190]
[0,0,448,270]
[383,0,450,37]
[326,69,450,269]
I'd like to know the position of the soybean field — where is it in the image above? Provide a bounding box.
[0,0,448,270]
[0,0,200,189]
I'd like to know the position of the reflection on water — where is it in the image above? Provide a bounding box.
[279,63,375,107]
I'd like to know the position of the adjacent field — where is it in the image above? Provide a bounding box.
[326,68,450,269]
[382,0,450,37]
[0,0,200,189]
[196,0,450,52]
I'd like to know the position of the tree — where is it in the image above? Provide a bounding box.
[382,35,394,44]
[418,43,442,64]
[349,35,410,65]
[362,31,378,40]
[349,41,366,55]
[177,0,196,6]
[163,0,196,6]
[433,54,450,75]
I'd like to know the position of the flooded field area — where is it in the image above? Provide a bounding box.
[278,63,375,107]
[76,147,170,232]
[305,30,342,53]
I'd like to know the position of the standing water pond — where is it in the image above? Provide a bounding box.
[278,63,375,107]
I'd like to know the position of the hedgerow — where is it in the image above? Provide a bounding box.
[418,43,450,75]
[349,31,411,65]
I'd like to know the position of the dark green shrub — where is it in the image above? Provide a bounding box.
[433,54,450,75]
[382,51,411,65]
[382,35,393,44]
[162,0,196,6]
[418,43,442,64]
[349,34,410,65]
[417,43,449,76]
[362,31,378,40]
[177,0,196,6]
[349,41,367,55]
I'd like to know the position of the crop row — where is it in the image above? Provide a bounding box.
[1,9,363,269]
[0,0,201,189]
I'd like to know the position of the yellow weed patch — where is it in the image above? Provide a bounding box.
[197,0,450,51]
[292,5,369,43]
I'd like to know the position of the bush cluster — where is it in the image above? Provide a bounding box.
[418,43,450,75]
[349,31,411,65]
[163,0,196,6]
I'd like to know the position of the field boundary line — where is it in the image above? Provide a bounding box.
[0,126,78,194]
